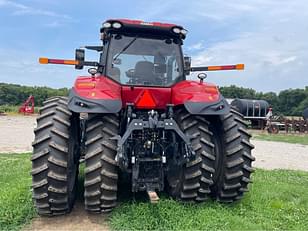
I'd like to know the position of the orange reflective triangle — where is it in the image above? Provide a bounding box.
[136,89,156,108]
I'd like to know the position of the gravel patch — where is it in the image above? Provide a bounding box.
[0,115,36,153]
[0,115,307,171]
[252,139,308,171]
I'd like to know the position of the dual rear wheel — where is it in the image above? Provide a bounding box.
[168,108,255,202]
[32,99,254,216]
[32,98,120,215]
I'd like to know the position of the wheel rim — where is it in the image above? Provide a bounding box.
[67,116,80,207]
[209,124,224,191]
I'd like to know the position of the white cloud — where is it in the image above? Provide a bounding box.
[0,0,72,19]
[0,48,78,88]
[137,0,262,23]
[45,21,65,28]
[137,0,308,92]
[186,41,205,51]
[1,0,307,92]
[190,27,308,92]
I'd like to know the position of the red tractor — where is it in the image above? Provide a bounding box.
[19,95,35,114]
[32,19,254,216]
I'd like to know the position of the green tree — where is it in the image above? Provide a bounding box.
[0,83,68,106]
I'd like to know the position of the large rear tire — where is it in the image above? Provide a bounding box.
[209,109,255,202]
[31,97,79,216]
[168,109,215,202]
[231,109,255,195]
[84,114,119,213]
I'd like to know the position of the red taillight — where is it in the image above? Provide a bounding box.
[136,90,156,108]
[204,85,218,94]
[76,82,96,89]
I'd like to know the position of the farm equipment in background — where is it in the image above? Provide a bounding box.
[32,19,255,216]
[267,116,308,134]
[303,108,308,120]
[231,99,308,133]
[19,95,35,114]
[231,99,269,129]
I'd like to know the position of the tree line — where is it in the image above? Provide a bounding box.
[0,82,307,116]
[0,83,68,106]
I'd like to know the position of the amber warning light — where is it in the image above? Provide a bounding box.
[190,64,244,72]
[39,57,79,65]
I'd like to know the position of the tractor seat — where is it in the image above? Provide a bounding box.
[134,61,156,84]
[109,67,121,82]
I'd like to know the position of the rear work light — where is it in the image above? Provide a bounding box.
[102,22,112,28]
[172,27,188,36]
[112,22,122,28]
[180,29,188,35]
[172,27,181,33]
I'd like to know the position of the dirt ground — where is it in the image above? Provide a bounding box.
[0,115,307,230]
[24,201,109,231]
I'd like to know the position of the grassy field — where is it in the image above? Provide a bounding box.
[253,133,308,145]
[0,105,39,115]
[0,105,19,114]
[110,169,308,230]
[0,154,308,230]
[0,154,35,231]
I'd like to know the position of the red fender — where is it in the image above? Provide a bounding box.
[171,80,229,115]
[171,80,220,104]
[68,76,122,113]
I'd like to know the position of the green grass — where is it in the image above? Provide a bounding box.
[253,133,308,145]
[0,105,39,115]
[1,154,308,230]
[0,105,19,114]
[0,153,35,231]
[110,169,308,231]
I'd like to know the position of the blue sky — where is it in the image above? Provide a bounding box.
[0,0,307,92]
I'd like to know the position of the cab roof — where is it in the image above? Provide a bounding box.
[100,19,187,39]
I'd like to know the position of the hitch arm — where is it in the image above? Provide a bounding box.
[190,64,244,72]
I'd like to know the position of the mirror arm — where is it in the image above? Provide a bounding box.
[83,46,104,52]
[190,66,209,72]
[82,61,100,67]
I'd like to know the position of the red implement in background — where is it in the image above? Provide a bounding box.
[19,95,35,114]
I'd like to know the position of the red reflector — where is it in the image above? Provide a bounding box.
[136,90,156,108]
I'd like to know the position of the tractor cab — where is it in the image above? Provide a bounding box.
[100,19,187,87]
[39,19,244,113]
